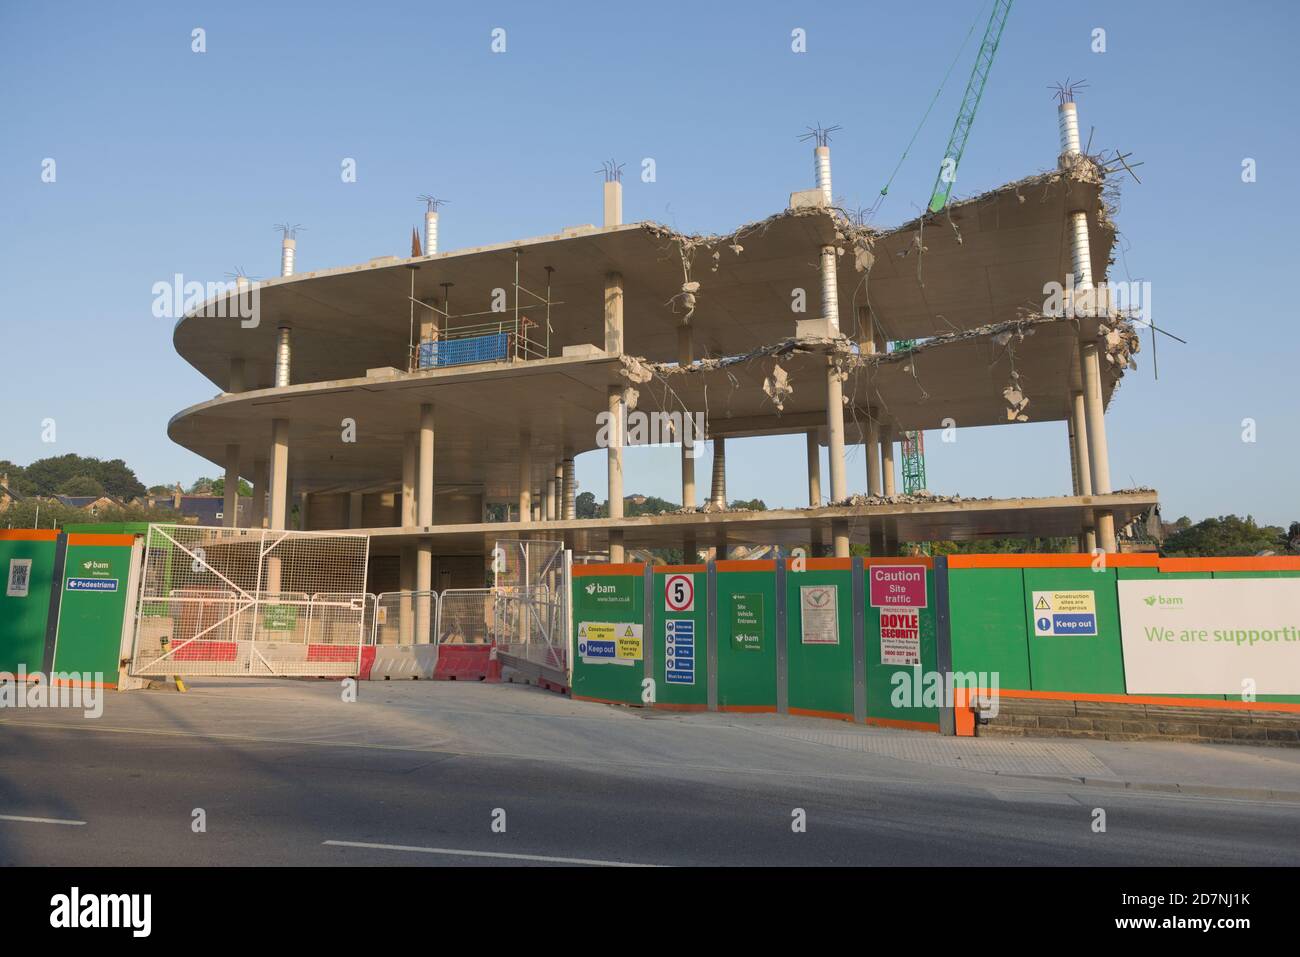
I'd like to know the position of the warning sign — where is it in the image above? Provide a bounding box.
[1032,590,1098,637]
[577,621,643,666]
[664,573,695,612]
[880,607,921,665]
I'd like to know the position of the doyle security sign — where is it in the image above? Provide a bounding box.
[664,573,695,612]
[1032,590,1097,637]
[578,621,643,666]
[664,619,695,685]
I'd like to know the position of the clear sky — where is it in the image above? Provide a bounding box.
[2,1,1296,525]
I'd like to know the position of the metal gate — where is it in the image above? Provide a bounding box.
[491,539,568,672]
[130,524,370,677]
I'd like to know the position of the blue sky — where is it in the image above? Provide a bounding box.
[2,1,1296,525]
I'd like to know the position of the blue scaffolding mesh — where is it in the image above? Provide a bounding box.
[418,332,510,369]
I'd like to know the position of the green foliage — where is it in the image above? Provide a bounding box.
[12,454,146,500]
[2,499,178,530]
[1162,515,1290,557]
[728,498,767,511]
[57,475,106,497]
[575,491,601,518]
[929,537,1078,555]
[208,477,252,498]
[626,495,679,516]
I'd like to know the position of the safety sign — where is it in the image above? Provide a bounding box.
[578,621,643,665]
[731,593,764,652]
[664,619,695,685]
[799,585,839,644]
[65,577,119,593]
[1032,590,1097,637]
[664,573,695,612]
[880,607,921,665]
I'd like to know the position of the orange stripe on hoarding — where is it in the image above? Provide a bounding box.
[867,717,941,733]
[652,702,709,712]
[1157,556,1300,573]
[572,693,645,707]
[789,706,854,722]
[798,557,853,571]
[715,560,775,572]
[977,688,1300,714]
[864,556,934,569]
[66,533,136,547]
[572,563,646,577]
[0,529,59,542]
[717,704,777,714]
[946,553,1159,569]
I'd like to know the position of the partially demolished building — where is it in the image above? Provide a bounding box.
[168,96,1157,591]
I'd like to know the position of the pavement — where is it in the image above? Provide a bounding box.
[1,678,1297,866]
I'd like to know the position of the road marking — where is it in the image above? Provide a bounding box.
[0,814,86,826]
[323,840,660,867]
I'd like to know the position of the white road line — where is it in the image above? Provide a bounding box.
[323,839,660,867]
[0,814,86,826]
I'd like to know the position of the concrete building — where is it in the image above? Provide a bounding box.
[167,100,1157,594]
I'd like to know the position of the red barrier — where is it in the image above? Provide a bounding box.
[172,640,238,661]
[358,646,375,681]
[433,644,497,681]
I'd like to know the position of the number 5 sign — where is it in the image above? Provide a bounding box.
[664,573,695,612]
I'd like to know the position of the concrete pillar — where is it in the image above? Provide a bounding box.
[881,427,896,496]
[806,430,822,507]
[866,416,883,497]
[399,545,414,644]
[269,419,289,530]
[274,326,291,388]
[229,358,246,394]
[348,492,364,529]
[603,273,624,354]
[607,387,624,562]
[518,430,532,524]
[1067,418,1080,496]
[545,472,556,521]
[553,462,564,519]
[250,458,267,529]
[402,432,417,527]
[709,436,727,509]
[678,328,698,514]
[1081,343,1116,552]
[562,457,576,520]
[416,402,435,644]
[222,444,239,528]
[825,361,849,557]
[604,179,622,228]
[298,491,310,531]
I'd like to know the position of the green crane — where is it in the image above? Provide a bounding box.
[895,0,1014,496]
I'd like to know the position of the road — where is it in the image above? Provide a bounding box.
[1,679,1298,866]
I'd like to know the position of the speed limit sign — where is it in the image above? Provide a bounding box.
[664,573,695,612]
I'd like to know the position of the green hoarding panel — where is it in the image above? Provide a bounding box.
[651,569,708,709]
[53,541,134,682]
[716,570,777,709]
[1022,567,1125,694]
[0,538,57,674]
[866,566,939,727]
[948,568,1031,689]
[571,571,644,705]
[785,569,854,717]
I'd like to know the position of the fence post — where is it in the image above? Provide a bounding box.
[852,555,867,724]
[706,560,718,712]
[934,556,955,736]
[775,557,788,714]
[642,564,654,707]
[41,532,68,675]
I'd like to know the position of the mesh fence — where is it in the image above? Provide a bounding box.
[131,524,370,677]
[437,588,498,645]
[491,539,568,671]
[373,590,438,645]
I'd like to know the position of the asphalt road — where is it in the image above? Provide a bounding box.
[1,680,1297,866]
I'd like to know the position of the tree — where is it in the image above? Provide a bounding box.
[57,475,105,497]
[21,454,145,500]
[728,498,767,512]
[575,491,602,518]
[1162,515,1287,557]
[208,477,252,498]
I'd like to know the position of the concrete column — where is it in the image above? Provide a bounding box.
[1081,343,1116,552]
[402,432,417,526]
[678,325,697,510]
[298,491,310,531]
[607,387,624,562]
[866,415,883,497]
[709,436,727,508]
[553,462,564,520]
[518,430,533,525]
[269,419,289,530]
[250,458,267,528]
[228,358,246,394]
[545,472,556,521]
[399,545,414,644]
[603,273,624,354]
[562,457,576,520]
[274,326,291,388]
[604,179,622,228]
[825,361,849,557]
[881,427,896,496]
[1067,418,1080,496]
[806,430,822,506]
[222,444,239,528]
[416,402,435,644]
[348,492,364,529]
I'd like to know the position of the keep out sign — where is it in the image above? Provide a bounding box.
[869,565,927,608]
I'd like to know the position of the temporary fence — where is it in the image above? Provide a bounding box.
[130,524,370,677]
